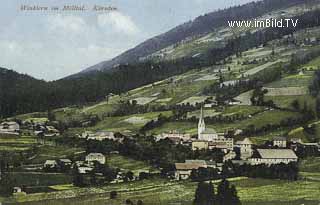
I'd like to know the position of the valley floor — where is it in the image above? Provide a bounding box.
[3,175,320,205]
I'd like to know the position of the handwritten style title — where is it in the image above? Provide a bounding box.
[20,5,117,12]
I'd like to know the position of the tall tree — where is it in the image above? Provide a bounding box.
[216,179,241,205]
[193,181,215,205]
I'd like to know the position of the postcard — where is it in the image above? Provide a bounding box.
[0,0,319,204]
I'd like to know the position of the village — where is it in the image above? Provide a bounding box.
[1,105,319,193]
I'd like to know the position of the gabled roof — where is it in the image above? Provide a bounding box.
[185,160,206,165]
[256,149,297,159]
[86,153,105,157]
[175,163,206,170]
[44,160,57,165]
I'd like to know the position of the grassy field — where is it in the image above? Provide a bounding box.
[107,154,159,175]
[266,73,313,88]
[265,95,315,111]
[149,109,302,135]
[29,145,85,164]
[9,172,73,187]
[8,177,320,205]
[0,136,38,152]
[89,111,173,133]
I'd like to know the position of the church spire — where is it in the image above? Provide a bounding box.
[198,106,206,139]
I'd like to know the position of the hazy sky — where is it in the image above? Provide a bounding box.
[0,0,256,80]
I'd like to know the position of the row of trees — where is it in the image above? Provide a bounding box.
[194,179,241,205]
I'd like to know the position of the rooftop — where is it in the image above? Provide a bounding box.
[256,149,298,159]
[236,138,253,145]
[175,163,206,170]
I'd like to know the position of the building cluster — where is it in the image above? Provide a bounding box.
[43,152,106,174]
[78,131,123,142]
[0,121,20,136]
[173,108,301,180]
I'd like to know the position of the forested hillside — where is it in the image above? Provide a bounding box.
[1,2,320,118]
[0,68,49,117]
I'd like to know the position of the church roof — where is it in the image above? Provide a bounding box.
[201,128,217,134]
[256,149,297,159]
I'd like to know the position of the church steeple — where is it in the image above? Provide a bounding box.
[198,107,206,139]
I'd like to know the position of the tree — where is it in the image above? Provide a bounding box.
[216,179,241,205]
[316,96,320,118]
[124,171,134,182]
[193,181,215,205]
[110,191,117,199]
[0,172,14,197]
[291,99,300,111]
[72,166,85,187]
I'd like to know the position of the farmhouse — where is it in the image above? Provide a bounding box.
[0,121,20,135]
[273,137,287,148]
[43,126,60,137]
[192,140,209,150]
[156,131,191,142]
[85,153,106,164]
[249,149,298,165]
[43,160,58,169]
[174,161,207,180]
[86,131,116,141]
[58,159,72,166]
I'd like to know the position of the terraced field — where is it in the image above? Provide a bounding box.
[107,154,159,175]
[0,136,38,152]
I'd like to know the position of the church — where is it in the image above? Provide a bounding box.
[192,108,233,151]
[198,107,219,141]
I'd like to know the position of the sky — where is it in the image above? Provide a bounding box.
[0,0,256,81]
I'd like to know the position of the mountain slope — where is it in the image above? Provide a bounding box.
[75,0,309,76]
[0,67,49,117]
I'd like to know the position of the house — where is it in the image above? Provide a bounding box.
[0,121,20,135]
[204,102,217,108]
[156,131,191,142]
[59,159,72,166]
[208,138,233,151]
[220,80,238,88]
[235,138,253,160]
[223,151,236,162]
[249,149,298,165]
[192,140,209,150]
[174,161,207,180]
[78,166,94,174]
[13,187,22,193]
[86,131,116,141]
[85,153,106,164]
[43,160,58,169]
[44,126,60,137]
[79,131,94,139]
[273,137,287,148]
[225,99,241,105]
